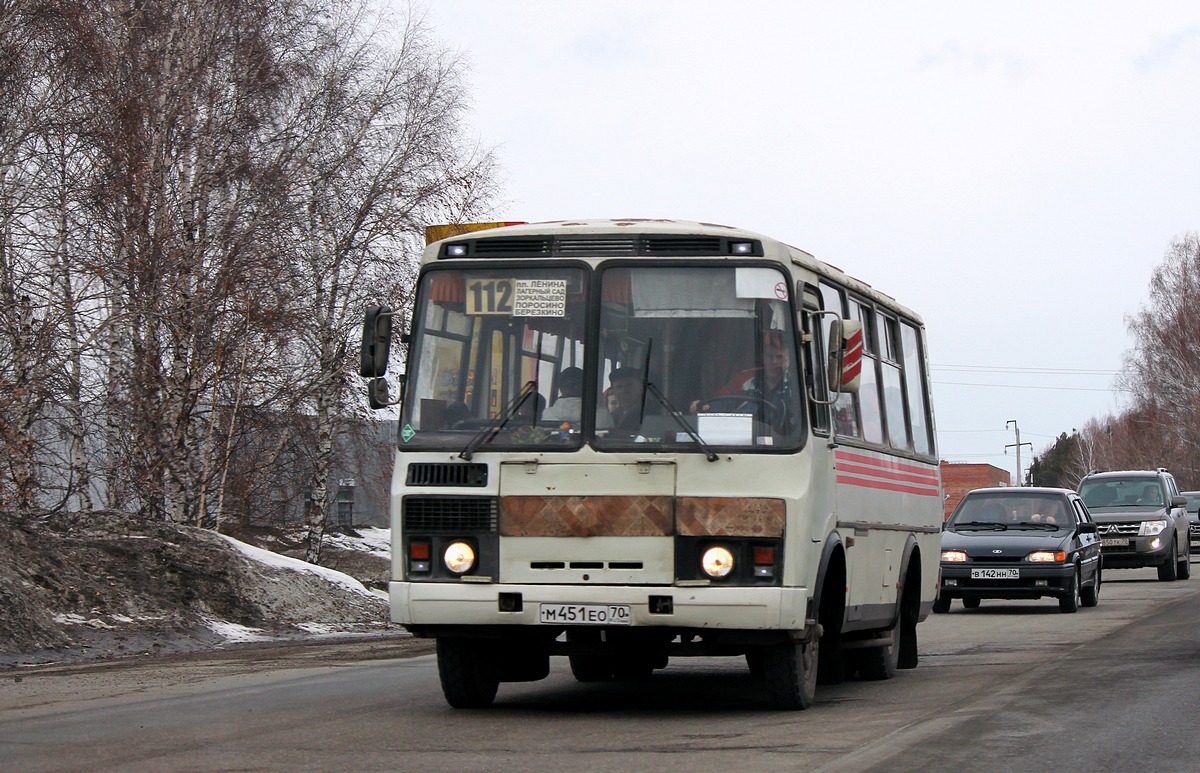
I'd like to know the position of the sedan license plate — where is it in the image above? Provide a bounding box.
[1191,540,1200,548]
[539,603,631,625]
[1101,538,1130,547]
[970,568,1019,580]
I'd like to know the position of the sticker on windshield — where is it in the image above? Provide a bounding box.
[735,267,787,300]
[465,278,567,316]
[401,424,416,442]
[513,279,567,317]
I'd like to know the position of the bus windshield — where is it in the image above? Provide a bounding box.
[401,265,588,450]
[399,263,803,452]
[594,264,802,450]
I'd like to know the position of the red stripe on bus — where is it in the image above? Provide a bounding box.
[836,474,941,497]
[837,461,938,488]
[835,450,939,481]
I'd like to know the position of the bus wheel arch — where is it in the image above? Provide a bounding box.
[896,538,922,670]
[813,535,848,685]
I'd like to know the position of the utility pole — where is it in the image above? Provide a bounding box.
[1005,420,1033,486]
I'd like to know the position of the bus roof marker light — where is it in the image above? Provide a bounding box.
[730,241,753,255]
[446,243,468,257]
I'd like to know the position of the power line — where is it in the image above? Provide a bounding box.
[933,380,1128,393]
[931,364,1118,376]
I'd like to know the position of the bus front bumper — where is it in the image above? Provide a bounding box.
[391,581,810,632]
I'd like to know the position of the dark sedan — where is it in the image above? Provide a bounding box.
[935,487,1102,613]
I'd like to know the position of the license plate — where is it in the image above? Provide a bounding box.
[970,568,1019,579]
[1191,540,1200,547]
[539,603,631,625]
[1101,538,1130,547]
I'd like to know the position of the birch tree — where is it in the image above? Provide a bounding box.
[272,0,497,562]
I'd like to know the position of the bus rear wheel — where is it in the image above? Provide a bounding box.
[437,638,499,708]
[856,624,900,681]
[761,637,819,710]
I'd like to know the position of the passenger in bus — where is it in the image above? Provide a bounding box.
[696,331,797,434]
[604,367,645,434]
[543,367,583,422]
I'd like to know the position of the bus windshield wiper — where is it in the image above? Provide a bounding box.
[640,339,719,462]
[459,380,538,461]
[642,380,720,462]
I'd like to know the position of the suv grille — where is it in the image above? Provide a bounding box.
[1097,523,1140,536]
[403,496,498,533]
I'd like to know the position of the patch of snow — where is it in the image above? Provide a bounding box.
[213,532,378,598]
[326,527,391,558]
[204,617,272,643]
[53,613,118,630]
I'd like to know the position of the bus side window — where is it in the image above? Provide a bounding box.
[900,321,933,456]
[848,297,883,445]
[818,281,861,438]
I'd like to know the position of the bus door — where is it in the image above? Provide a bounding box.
[801,287,838,545]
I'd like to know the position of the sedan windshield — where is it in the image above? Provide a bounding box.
[950,493,1070,530]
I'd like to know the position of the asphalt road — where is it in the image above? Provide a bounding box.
[3,563,1200,772]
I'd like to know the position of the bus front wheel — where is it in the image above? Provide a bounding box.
[761,637,819,710]
[437,638,499,708]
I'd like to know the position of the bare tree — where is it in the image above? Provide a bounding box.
[270,0,497,562]
[0,0,498,536]
[1118,233,1200,484]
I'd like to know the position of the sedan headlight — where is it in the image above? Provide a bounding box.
[443,541,476,574]
[941,550,969,563]
[1027,550,1066,562]
[701,546,735,578]
[1139,520,1168,536]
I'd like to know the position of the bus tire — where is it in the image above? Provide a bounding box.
[856,624,900,681]
[897,563,920,670]
[437,638,499,709]
[762,638,819,710]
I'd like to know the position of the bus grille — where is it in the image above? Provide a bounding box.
[406,462,488,487]
[641,236,725,254]
[403,496,498,533]
[440,234,758,258]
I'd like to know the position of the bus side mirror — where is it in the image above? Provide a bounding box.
[367,374,404,410]
[360,305,394,378]
[827,319,863,393]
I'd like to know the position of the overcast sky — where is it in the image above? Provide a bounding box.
[409,1,1200,482]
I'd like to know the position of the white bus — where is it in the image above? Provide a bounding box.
[360,219,942,709]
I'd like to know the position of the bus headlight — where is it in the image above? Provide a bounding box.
[443,541,476,574]
[701,546,735,578]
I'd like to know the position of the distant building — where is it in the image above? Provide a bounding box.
[939,462,1011,520]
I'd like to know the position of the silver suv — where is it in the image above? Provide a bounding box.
[1077,469,1191,582]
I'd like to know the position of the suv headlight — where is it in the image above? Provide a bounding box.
[1139,520,1168,536]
